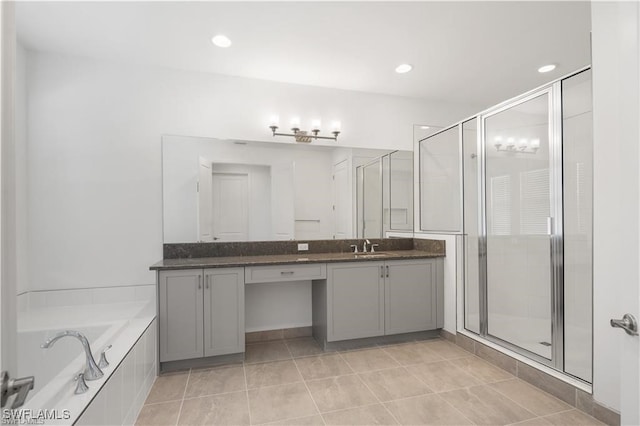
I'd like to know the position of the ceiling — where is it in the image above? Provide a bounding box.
[16,1,592,109]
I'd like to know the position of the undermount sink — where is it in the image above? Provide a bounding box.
[353,252,392,259]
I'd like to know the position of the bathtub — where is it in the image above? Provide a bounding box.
[16,285,157,425]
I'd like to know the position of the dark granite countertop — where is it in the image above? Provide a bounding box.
[150,249,444,271]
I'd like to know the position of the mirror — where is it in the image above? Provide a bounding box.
[356,150,414,238]
[162,135,407,243]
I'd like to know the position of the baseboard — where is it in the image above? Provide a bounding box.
[440,330,620,426]
[246,326,313,343]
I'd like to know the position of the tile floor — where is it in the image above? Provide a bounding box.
[136,337,604,425]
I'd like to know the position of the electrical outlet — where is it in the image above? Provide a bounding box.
[297,243,309,251]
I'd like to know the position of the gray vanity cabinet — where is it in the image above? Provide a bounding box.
[203,268,245,357]
[385,259,441,334]
[158,269,204,362]
[322,258,444,343]
[158,267,244,364]
[327,262,385,341]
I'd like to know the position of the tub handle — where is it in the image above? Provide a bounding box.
[74,372,89,395]
[98,345,112,369]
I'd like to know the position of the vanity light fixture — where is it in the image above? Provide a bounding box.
[269,115,340,142]
[494,136,540,154]
[211,34,232,48]
[538,64,556,73]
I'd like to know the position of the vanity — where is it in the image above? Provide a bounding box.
[150,238,445,372]
[153,135,445,371]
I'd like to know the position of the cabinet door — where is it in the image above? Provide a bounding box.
[385,259,438,334]
[204,268,245,357]
[327,262,385,341]
[158,270,204,362]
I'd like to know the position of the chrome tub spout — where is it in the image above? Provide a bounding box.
[41,330,104,381]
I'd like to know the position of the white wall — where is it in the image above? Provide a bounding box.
[414,233,458,335]
[15,42,27,295]
[23,50,476,292]
[591,1,640,415]
[1,0,18,373]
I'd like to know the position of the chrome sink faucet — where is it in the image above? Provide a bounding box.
[41,330,104,381]
[363,239,371,253]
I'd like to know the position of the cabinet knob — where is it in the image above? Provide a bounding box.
[198,275,202,289]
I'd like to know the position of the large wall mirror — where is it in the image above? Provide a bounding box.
[355,150,414,238]
[162,135,411,243]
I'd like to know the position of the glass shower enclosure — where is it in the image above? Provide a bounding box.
[427,68,594,383]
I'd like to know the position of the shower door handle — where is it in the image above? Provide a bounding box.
[610,314,639,336]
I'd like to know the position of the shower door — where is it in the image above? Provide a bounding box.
[482,87,562,365]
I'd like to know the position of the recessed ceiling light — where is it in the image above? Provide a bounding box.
[538,64,556,73]
[211,34,232,48]
[420,126,430,130]
[395,64,413,74]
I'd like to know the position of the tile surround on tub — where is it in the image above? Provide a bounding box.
[163,237,444,259]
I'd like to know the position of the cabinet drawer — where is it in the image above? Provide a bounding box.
[245,263,327,283]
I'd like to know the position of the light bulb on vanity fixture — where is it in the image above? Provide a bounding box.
[268,115,341,142]
[518,138,528,150]
[494,135,540,154]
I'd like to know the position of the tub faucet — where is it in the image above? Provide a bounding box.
[41,330,104,381]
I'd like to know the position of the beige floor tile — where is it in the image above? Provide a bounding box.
[407,360,482,392]
[450,356,514,383]
[359,367,432,402]
[248,382,318,424]
[145,372,189,404]
[263,414,325,425]
[285,337,328,358]
[306,374,378,413]
[245,341,292,364]
[294,353,353,380]
[135,400,181,425]
[421,339,474,359]
[184,365,246,398]
[382,342,444,365]
[245,359,303,389]
[341,348,401,372]
[179,391,250,425]
[490,379,572,417]
[384,394,473,425]
[322,404,398,425]
[543,409,605,425]
[439,385,536,425]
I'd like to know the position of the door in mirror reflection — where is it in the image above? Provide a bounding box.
[484,91,555,361]
[212,173,249,241]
